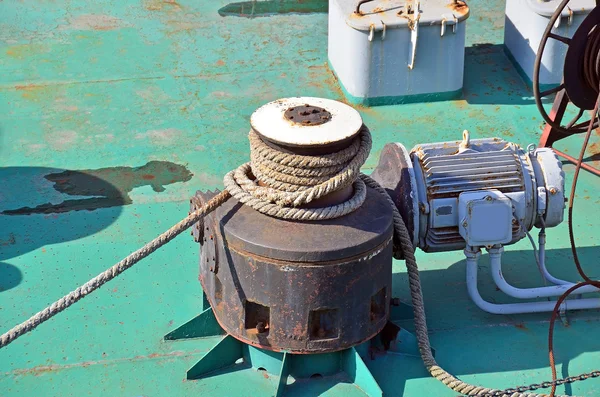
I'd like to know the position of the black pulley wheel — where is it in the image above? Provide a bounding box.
[533,0,600,135]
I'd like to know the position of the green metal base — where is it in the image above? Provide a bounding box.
[186,335,383,397]
[165,296,426,397]
[164,292,225,340]
[390,301,415,322]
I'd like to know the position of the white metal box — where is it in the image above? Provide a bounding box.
[328,0,470,105]
[504,0,595,86]
[458,190,513,248]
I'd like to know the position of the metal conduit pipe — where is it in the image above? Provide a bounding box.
[537,231,574,286]
[465,248,600,315]
[488,247,600,299]
[538,231,569,285]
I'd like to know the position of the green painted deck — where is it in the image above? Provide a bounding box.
[1,1,599,396]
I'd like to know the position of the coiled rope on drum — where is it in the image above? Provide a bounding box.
[223,128,370,220]
[583,25,600,94]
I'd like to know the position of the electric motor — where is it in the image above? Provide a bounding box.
[371,131,566,252]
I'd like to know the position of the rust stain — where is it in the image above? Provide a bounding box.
[452,99,468,109]
[164,20,205,35]
[514,323,528,330]
[145,0,183,11]
[61,14,125,31]
[8,350,203,376]
[216,59,226,66]
[5,44,49,60]
[14,84,55,102]
[447,0,469,16]
[0,233,16,246]
[15,84,43,91]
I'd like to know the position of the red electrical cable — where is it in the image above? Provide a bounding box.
[548,91,600,397]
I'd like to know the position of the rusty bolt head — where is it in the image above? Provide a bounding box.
[549,187,558,195]
[485,195,493,202]
[462,221,468,227]
[256,322,267,333]
[419,202,427,213]
[284,105,332,126]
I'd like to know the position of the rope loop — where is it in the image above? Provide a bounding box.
[224,127,372,217]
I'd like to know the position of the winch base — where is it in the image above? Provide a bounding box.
[193,187,394,354]
[164,290,423,397]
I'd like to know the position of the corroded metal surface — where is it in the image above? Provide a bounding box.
[283,104,332,126]
[370,143,418,247]
[196,188,393,353]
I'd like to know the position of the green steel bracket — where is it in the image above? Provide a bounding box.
[342,347,384,397]
[390,301,415,322]
[186,337,383,397]
[164,307,225,340]
[275,352,290,397]
[368,320,434,359]
[164,292,225,341]
[168,294,423,396]
[187,335,243,380]
[388,320,435,358]
[200,290,211,312]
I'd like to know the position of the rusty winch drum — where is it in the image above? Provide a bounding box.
[191,97,394,353]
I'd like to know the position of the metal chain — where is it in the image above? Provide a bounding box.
[472,371,600,397]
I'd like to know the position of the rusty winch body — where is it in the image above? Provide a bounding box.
[192,98,394,354]
[194,185,393,353]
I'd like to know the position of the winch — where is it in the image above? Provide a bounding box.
[192,101,393,352]
[4,0,600,395]
[168,96,598,395]
[2,95,598,397]
[169,98,404,396]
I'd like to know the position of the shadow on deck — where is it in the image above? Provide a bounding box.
[0,162,193,291]
[387,245,600,396]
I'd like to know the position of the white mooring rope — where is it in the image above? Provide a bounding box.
[0,128,567,397]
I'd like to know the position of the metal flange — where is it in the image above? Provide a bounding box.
[250,97,363,148]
